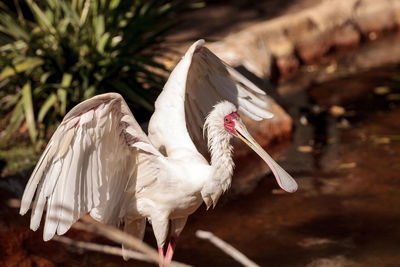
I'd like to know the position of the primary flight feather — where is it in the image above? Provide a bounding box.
[20,39,297,265]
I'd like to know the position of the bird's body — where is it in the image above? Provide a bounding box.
[134,154,208,221]
[20,40,297,265]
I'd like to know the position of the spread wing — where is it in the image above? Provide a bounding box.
[19,93,162,241]
[148,39,273,157]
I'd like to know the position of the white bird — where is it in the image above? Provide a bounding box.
[19,39,297,265]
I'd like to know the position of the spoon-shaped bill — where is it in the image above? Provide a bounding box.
[235,122,298,193]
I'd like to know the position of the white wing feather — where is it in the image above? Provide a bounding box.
[148,39,273,158]
[20,93,162,241]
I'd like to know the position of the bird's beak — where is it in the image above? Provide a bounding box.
[234,120,298,193]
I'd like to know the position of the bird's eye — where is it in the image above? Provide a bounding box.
[225,118,229,122]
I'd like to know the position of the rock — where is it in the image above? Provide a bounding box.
[394,0,400,27]
[331,23,360,49]
[296,30,331,64]
[210,32,273,78]
[207,0,400,79]
[353,0,398,36]
[276,54,300,77]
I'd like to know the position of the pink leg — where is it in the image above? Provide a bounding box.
[165,236,178,263]
[158,247,165,267]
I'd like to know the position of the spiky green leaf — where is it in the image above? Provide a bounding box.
[0,98,24,147]
[22,82,37,143]
[0,57,44,80]
[26,0,57,35]
[38,93,57,123]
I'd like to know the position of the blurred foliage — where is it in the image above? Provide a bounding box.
[0,0,201,148]
[0,145,39,176]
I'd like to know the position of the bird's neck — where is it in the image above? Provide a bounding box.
[201,122,234,209]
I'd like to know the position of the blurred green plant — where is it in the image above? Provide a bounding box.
[0,0,199,148]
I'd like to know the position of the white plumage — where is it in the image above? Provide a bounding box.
[20,40,297,264]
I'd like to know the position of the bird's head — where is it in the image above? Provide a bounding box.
[206,101,298,193]
[223,111,240,136]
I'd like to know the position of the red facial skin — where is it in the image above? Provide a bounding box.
[224,112,240,136]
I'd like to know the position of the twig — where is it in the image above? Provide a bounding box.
[53,235,153,263]
[74,218,158,263]
[73,217,191,267]
[196,230,260,267]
